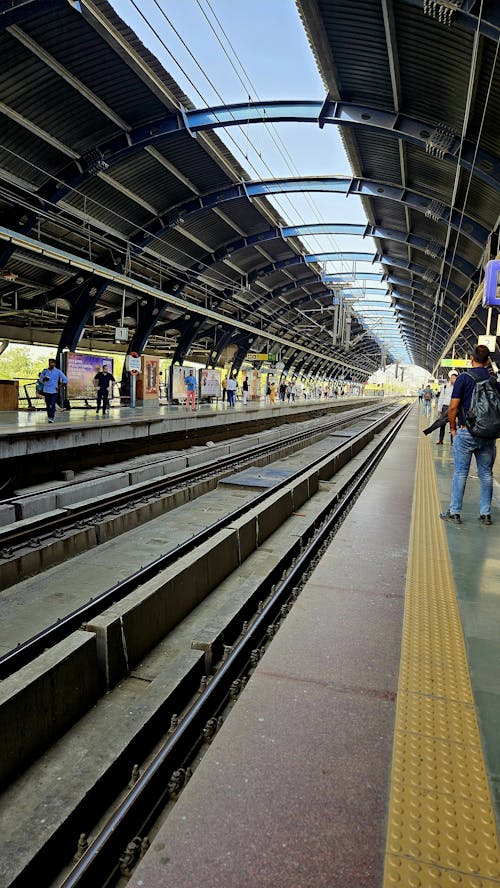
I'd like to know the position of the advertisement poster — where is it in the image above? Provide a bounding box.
[199,367,221,398]
[170,365,196,401]
[137,356,159,400]
[249,369,260,400]
[67,353,114,398]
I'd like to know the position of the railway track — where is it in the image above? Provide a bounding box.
[0,402,399,680]
[0,403,409,888]
[0,402,399,596]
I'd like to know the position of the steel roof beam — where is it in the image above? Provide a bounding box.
[117,177,488,250]
[132,221,475,283]
[52,99,499,191]
[0,224,371,373]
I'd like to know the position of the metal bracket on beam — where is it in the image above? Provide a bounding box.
[422,0,465,26]
[425,123,457,159]
[179,105,197,140]
[318,94,332,130]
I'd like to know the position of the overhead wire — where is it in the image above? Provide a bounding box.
[437,33,499,353]
[196,0,394,354]
[0,141,252,292]
[427,0,485,354]
[0,153,336,346]
[141,1,368,288]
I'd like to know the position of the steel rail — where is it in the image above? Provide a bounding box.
[59,404,411,888]
[0,402,402,681]
[0,401,383,553]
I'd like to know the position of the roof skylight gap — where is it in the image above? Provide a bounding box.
[113,0,408,361]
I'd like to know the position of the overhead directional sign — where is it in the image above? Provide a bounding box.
[247,353,278,362]
[441,358,470,367]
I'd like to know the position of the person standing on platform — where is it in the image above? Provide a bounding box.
[423,371,458,444]
[184,369,197,410]
[440,345,500,526]
[290,382,297,402]
[226,374,237,407]
[279,381,286,402]
[38,358,68,423]
[94,363,115,415]
[242,376,249,405]
[221,376,227,403]
[269,382,276,404]
[422,384,433,418]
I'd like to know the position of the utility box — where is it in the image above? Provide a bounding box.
[0,380,19,410]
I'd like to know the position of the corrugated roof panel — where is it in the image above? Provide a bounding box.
[106,151,193,214]
[352,129,403,184]
[21,8,170,126]
[62,176,151,235]
[210,198,269,235]
[0,114,67,188]
[467,37,500,157]
[316,0,394,107]
[152,134,237,195]
[405,145,456,203]
[145,229,207,269]
[180,213,238,251]
[0,31,119,153]
[394,1,472,131]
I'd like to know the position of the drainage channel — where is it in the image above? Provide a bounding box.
[0,404,404,681]
[54,405,411,888]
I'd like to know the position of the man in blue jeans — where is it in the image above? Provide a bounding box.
[440,345,499,526]
[38,357,68,423]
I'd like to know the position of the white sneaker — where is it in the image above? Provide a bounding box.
[48,418,54,423]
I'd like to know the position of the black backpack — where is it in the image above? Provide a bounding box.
[465,372,500,439]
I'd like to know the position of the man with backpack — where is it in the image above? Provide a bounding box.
[440,345,500,526]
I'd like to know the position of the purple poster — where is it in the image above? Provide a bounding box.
[67,353,115,398]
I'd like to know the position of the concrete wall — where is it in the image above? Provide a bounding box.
[0,631,100,789]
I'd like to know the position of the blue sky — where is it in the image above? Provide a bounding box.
[110,0,408,362]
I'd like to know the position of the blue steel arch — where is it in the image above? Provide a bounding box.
[247,252,473,294]
[127,178,488,250]
[132,221,476,284]
[43,101,500,205]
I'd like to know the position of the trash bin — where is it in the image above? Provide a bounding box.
[0,379,19,410]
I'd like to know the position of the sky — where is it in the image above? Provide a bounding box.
[110,0,409,364]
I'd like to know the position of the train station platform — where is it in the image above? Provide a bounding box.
[131,406,500,888]
[0,396,373,487]
[0,397,362,447]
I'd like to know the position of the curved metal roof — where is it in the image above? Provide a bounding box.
[296,0,500,370]
[2,0,496,377]
[0,0,388,380]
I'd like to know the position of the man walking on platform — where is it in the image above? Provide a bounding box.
[440,345,500,526]
[94,363,115,414]
[38,357,68,423]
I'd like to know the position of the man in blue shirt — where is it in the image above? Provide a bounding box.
[38,358,68,423]
[440,345,500,526]
[184,370,197,410]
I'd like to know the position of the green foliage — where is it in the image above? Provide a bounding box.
[0,344,54,381]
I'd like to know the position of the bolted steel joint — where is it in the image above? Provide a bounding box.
[168,714,179,734]
[128,764,141,789]
[73,833,88,864]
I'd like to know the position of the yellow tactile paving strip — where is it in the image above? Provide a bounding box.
[383,433,500,887]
